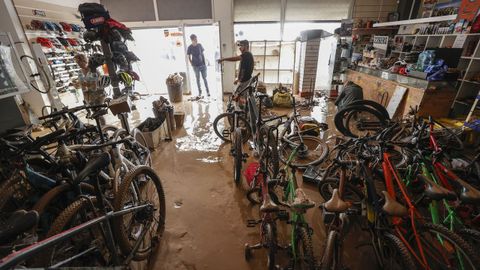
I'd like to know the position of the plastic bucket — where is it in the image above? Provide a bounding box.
[167,82,183,103]
[174,112,185,128]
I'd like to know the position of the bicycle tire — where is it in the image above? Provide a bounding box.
[279,135,329,168]
[320,230,338,270]
[295,226,317,270]
[233,128,243,185]
[213,112,251,143]
[380,232,417,270]
[265,223,277,270]
[348,100,390,120]
[335,105,387,138]
[38,197,107,267]
[113,166,166,261]
[259,125,279,178]
[409,222,480,269]
[456,228,480,255]
[132,128,152,166]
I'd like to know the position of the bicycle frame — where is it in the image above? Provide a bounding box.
[0,202,152,269]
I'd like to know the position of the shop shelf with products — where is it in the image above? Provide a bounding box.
[236,40,296,91]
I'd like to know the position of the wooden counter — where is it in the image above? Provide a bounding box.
[346,69,457,118]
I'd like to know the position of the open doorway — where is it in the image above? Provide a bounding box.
[184,24,222,98]
[128,27,188,95]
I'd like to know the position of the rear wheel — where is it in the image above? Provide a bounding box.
[320,230,338,270]
[259,126,279,178]
[213,113,251,143]
[279,135,329,168]
[379,233,417,270]
[264,223,277,270]
[113,166,166,261]
[335,105,387,138]
[233,128,243,185]
[295,227,316,270]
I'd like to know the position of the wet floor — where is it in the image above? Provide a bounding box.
[114,95,377,270]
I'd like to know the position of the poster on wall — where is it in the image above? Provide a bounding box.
[0,46,29,100]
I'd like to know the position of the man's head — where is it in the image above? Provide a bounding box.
[237,40,249,53]
[190,34,198,45]
[74,53,88,69]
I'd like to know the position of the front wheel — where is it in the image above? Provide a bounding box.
[294,227,317,270]
[378,233,417,270]
[320,230,338,270]
[264,223,278,270]
[233,128,243,185]
[213,112,251,143]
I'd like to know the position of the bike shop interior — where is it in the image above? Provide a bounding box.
[0,0,480,269]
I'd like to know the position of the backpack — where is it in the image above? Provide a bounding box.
[273,91,292,107]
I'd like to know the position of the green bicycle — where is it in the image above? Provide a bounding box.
[279,145,317,269]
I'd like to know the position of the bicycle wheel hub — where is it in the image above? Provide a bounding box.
[135,204,155,222]
[297,144,308,158]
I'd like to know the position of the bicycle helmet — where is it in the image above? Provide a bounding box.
[49,38,64,50]
[118,71,133,86]
[110,41,128,53]
[128,70,140,81]
[109,28,123,42]
[56,37,70,47]
[96,75,111,89]
[88,53,105,72]
[53,22,64,33]
[112,52,128,69]
[36,37,53,48]
[125,51,140,62]
[43,21,56,32]
[59,22,72,32]
[83,30,99,42]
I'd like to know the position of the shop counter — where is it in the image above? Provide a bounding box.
[346,67,457,118]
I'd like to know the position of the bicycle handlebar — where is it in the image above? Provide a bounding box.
[39,104,107,120]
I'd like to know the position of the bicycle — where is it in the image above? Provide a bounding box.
[0,152,165,268]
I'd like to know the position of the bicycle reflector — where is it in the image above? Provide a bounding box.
[244,162,262,186]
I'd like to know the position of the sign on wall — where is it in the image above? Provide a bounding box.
[373,36,389,51]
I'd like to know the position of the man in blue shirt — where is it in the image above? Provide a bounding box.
[187,34,210,97]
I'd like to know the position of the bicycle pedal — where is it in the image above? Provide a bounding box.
[247,219,260,227]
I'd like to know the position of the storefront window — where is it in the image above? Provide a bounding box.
[234,23,281,41]
[282,22,341,41]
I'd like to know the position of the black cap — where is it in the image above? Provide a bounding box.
[236,40,249,46]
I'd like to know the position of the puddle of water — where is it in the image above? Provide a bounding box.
[196,156,222,163]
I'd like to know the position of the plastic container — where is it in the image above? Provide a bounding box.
[167,82,183,103]
[174,111,185,128]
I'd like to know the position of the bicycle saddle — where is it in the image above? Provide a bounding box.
[0,210,39,245]
[73,152,111,185]
[381,191,408,217]
[260,193,280,213]
[323,189,349,213]
[418,174,456,201]
[291,188,315,210]
[455,177,480,204]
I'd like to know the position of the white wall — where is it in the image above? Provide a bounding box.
[213,0,235,93]
[31,0,99,8]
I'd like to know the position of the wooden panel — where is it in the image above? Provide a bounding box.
[417,86,457,118]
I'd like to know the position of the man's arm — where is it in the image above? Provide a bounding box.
[218,55,241,62]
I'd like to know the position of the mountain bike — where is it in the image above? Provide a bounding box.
[0,153,165,268]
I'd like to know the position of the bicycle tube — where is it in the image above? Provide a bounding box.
[348,100,390,120]
[233,128,243,185]
[294,226,316,269]
[320,230,338,270]
[264,222,277,270]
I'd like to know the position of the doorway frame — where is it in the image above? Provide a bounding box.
[125,20,224,95]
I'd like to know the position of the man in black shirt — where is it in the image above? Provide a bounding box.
[218,40,254,94]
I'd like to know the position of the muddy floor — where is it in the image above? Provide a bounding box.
[115,95,378,270]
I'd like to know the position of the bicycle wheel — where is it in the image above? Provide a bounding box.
[213,112,251,143]
[132,128,152,166]
[456,228,480,255]
[294,226,316,270]
[406,222,479,269]
[233,128,243,185]
[320,230,339,270]
[279,135,329,168]
[348,100,390,121]
[379,233,417,270]
[264,223,278,270]
[335,105,387,138]
[113,166,166,261]
[259,126,279,178]
[38,197,108,267]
